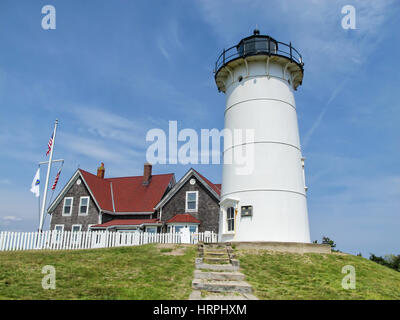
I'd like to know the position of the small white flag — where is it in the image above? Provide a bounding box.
[30,168,40,197]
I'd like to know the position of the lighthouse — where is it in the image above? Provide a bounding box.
[215,30,311,243]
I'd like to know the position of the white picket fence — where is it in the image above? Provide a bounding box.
[0,230,218,252]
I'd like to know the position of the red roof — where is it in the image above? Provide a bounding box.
[193,169,221,196]
[79,169,173,213]
[92,219,160,228]
[166,214,200,224]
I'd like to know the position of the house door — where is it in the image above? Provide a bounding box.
[181,227,191,244]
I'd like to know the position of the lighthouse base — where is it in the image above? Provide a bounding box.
[227,241,331,254]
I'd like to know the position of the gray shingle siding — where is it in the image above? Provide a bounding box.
[49,178,99,231]
[160,175,220,233]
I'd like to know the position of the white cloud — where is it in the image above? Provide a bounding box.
[156,19,184,62]
[60,132,142,163]
[2,215,22,221]
[66,106,151,148]
[196,0,397,147]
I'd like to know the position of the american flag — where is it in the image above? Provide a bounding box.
[46,133,53,156]
[51,169,61,190]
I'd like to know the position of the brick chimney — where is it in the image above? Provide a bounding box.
[143,162,152,185]
[97,162,105,179]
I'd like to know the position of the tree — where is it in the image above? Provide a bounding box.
[322,236,337,251]
[369,253,400,272]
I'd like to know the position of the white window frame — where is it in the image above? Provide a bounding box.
[54,224,64,232]
[62,197,73,216]
[78,196,90,216]
[145,226,157,233]
[226,207,235,233]
[185,191,198,212]
[72,224,82,232]
[71,224,82,244]
[54,225,64,243]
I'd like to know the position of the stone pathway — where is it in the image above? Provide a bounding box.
[189,243,258,300]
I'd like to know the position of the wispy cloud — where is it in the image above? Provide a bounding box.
[60,132,142,163]
[66,106,150,148]
[156,19,184,62]
[196,0,396,147]
[2,215,22,221]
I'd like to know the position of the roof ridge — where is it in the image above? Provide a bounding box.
[105,173,174,181]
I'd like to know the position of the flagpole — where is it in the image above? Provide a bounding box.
[38,164,41,225]
[39,119,58,232]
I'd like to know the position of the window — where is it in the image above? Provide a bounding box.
[189,225,197,233]
[175,226,183,233]
[79,197,89,215]
[63,197,73,216]
[146,226,157,234]
[54,225,64,232]
[227,207,235,232]
[54,225,64,242]
[71,224,82,243]
[186,191,198,212]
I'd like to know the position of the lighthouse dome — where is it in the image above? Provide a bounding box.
[236,30,278,57]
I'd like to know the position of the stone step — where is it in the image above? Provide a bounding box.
[204,250,228,256]
[204,254,229,259]
[203,257,230,264]
[202,292,259,300]
[194,270,245,281]
[196,262,239,272]
[202,248,226,252]
[189,290,257,300]
[203,244,227,249]
[192,279,252,293]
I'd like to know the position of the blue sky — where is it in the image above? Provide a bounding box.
[0,0,399,256]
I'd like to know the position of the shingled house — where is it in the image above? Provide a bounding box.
[48,163,220,234]
[156,168,220,234]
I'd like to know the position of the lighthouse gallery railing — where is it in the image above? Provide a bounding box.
[215,38,304,74]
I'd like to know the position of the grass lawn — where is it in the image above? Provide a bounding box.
[0,244,196,300]
[237,249,400,300]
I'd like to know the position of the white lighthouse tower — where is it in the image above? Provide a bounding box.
[215,30,310,243]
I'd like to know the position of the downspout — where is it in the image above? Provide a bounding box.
[159,207,163,232]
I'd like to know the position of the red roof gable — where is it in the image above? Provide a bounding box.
[92,219,161,228]
[193,169,221,196]
[166,213,200,224]
[79,169,173,213]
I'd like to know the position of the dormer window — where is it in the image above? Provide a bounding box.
[185,191,198,212]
